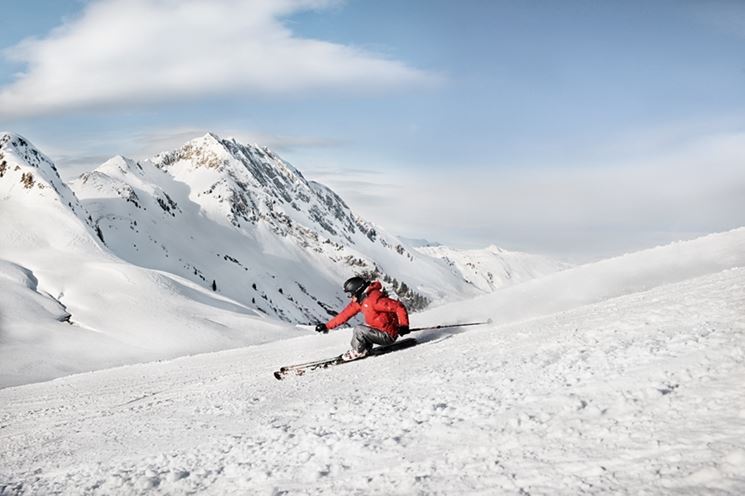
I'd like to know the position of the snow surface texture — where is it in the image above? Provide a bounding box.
[1,228,744,494]
[0,131,563,387]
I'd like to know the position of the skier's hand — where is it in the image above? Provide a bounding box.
[398,325,410,336]
[315,323,328,334]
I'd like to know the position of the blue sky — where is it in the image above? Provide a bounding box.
[1,0,745,259]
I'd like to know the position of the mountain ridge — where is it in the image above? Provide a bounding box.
[70,132,487,322]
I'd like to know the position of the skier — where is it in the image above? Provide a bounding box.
[315,276,410,361]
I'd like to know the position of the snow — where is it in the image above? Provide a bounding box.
[1,228,744,494]
[2,131,745,493]
[417,243,570,292]
[420,227,745,330]
[0,260,153,388]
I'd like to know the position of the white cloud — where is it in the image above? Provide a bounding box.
[319,131,745,261]
[0,0,434,117]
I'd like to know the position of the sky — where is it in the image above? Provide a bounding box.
[1,0,744,260]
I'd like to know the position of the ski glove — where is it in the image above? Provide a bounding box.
[398,325,410,336]
[315,323,328,334]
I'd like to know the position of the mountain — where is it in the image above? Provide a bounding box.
[2,227,743,494]
[0,132,100,251]
[417,243,570,292]
[70,133,478,323]
[0,132,299,387]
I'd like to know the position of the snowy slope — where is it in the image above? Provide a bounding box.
[70,133,478,323]
[421,227,745,328]
[1,259,743,494]
[0,260,156,387]
[418,243,570,292]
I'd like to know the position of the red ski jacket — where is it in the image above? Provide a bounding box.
[326,281,409,337]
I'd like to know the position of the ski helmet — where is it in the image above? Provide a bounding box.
[343,276,369,299]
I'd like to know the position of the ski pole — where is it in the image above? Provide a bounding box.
[356,319,492,334]
[408,319,492,333]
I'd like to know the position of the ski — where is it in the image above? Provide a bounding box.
[273,338,418,380]
[273,320,492,380]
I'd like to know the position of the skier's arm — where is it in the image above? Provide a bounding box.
[326,301,360,329]
[374,296,409,327]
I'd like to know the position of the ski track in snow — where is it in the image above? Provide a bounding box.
[1,268,745,495]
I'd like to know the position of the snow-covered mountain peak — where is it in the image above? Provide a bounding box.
[75,155,152,206]
[96,155,146,177]
[76,155,165,199]
[0,132,63,192]
[75,170,142,211]
[154,132,304,185]
[1,132,53,169]
[0,134,101,257]
[146,132,362,240]
[175,133,232,168]
[0,133,91,224]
